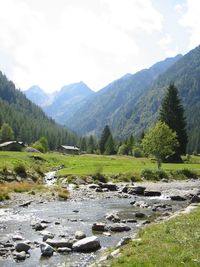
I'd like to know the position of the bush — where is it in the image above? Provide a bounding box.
[57,188,69,200]
[141,169,168,181]
[14,162,26,176]
[170,169,198,180]
[0,192,10,201]
[118,144,129,155]
[133,147,143,158]
[92,164,108,183]
[32,141,45,153]
[93,173,108,183]
[116,173,142,182]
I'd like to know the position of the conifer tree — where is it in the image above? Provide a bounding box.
[159,83,187,159]
[105,134,116,155]
[99,125,112,154]
[87,135,95,154]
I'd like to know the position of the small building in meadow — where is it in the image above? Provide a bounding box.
[57,145,80,155]
[0,141,25,151]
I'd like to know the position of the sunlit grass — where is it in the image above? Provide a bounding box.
[110,206,200,267]
[0,151,199,179]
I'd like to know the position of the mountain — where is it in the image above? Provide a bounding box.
[24,85,49,107]
[25,82,94,125]
[44,82,94,124]
[125,45,200,153]
[0,72,77,149]
[66,54,182,137]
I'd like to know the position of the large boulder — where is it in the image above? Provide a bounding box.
[132,186,146,195]
[40,242,54,257]
[124,186,146,195]
[98,182,118,191]
[15,242,31,253]
[144,191,161,197]
[107,223,131,232]
[190,195,200,203]
[170,195,187,201]
[72,236,101,252]
[92,222,107,232]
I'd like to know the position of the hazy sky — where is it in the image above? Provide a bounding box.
[0,0,199,92]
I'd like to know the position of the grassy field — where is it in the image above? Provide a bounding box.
[109,206,200,267]
[0,151,200,178]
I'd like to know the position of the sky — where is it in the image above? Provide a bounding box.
[0,0,200,93]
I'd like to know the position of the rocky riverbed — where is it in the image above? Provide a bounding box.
[0,177,200,267]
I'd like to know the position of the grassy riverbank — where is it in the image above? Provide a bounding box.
[109,205,200,267]
[0,152,200,178]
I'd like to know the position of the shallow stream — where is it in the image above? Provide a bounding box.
[0,192,189,267]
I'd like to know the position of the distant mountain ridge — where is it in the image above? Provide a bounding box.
[65,54,182,137]
[24,47,200,153]
[25,85,49,107]
[24,81,94,124]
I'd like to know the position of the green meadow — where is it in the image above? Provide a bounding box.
[109,206,200,267]
[0,151,200,177]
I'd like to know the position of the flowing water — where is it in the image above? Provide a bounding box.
[0,174,199,267]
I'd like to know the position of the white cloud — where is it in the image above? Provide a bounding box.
[178,0,200,49]
[158,34,178,57]
[0,0,163,92]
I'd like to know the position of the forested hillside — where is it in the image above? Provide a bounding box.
[0,71,77,149]
[125,45,200,153]
[66,55,182,137]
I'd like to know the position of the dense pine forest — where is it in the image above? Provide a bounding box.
[0,71,77,149]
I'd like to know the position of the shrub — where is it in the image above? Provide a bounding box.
[58,188,69,200]
[133,147,143,158]
[14,162,26,176]
[170,169,198,180]
[93,173,108,183]
[116,173,142,182]
[32,141,45,153]
[118,144,129,155]
[141,169,168,181]
[0,192,10,201]
[92,164,108,183]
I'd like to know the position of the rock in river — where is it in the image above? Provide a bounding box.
[46,239,74,248]
[40,242,54,257]
[107,223,131,232]
[75,231,86,240]
[144,191,161,197]
[170,195,187,201]
[105,212,120,222]
[92,222,107,232]
[72,236,101,252]
[13,251,26,261]
[98,182,118,191]
[15,242,31,253]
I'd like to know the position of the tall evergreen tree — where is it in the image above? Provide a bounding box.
[80,137,87,152]
[105,134,116,155]
[99,125,112,154]
[87,135,95,154]
[159,83,187,159]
